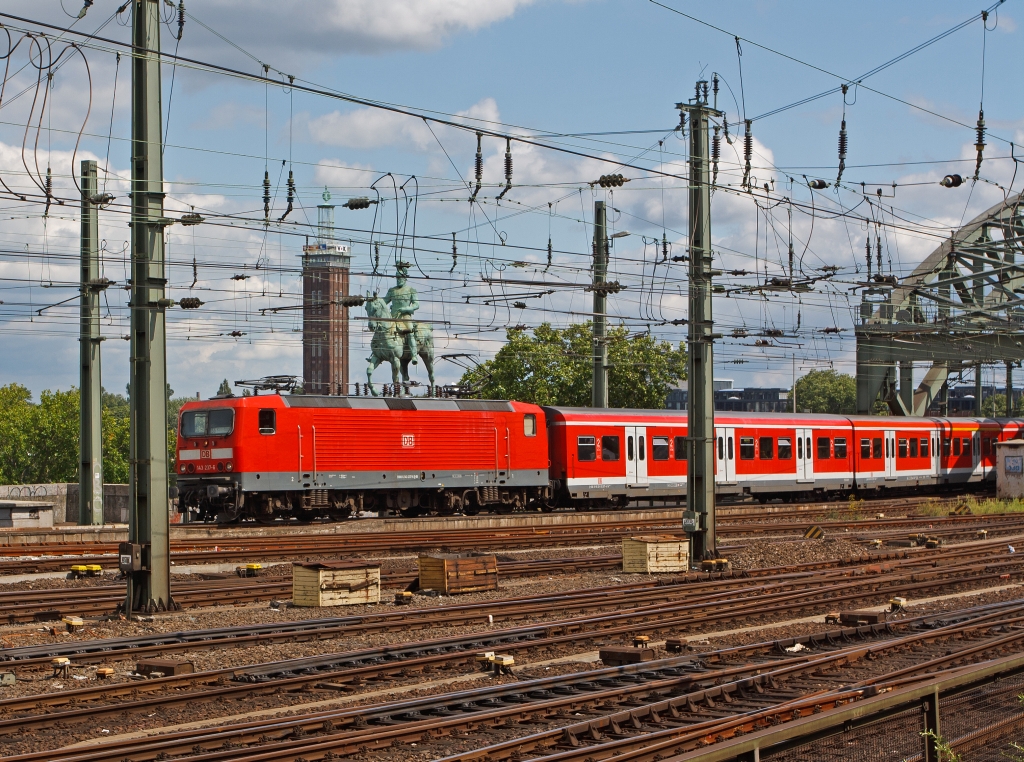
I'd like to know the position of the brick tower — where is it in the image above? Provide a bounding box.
[302,201,351,395]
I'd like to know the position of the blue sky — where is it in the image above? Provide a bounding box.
[0,0,1021,400]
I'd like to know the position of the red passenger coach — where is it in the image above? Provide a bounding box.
[176,396,549,522]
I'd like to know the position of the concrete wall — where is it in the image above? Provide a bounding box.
[0,483,132,524]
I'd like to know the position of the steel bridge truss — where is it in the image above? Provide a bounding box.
[856,189,1024,415]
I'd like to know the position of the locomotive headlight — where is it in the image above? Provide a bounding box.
[217,462,225,472]
[225,462,233,472]
[179,463,186,473]
[186,463,195,474]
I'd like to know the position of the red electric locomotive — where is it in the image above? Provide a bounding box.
[175,395,550,522]
[176,393,1024,521]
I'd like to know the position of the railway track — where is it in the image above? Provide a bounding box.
[0,554,623,624]
[2,598,1022,762]
[0,504,1018,578]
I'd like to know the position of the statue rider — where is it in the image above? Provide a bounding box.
[385,261,419,363]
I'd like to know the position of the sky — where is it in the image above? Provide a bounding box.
[0,0,1021,401]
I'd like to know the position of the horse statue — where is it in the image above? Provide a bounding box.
[365,296,435,396]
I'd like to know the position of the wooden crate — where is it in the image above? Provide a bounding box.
[292,561,381,607]
[417,554,498,594]
[622,535,689,573]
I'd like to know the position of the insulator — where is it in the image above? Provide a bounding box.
[677,110,686,133]
[711,126,721,187]
[866,237,872,279]
[278,170,295,222]
[712,74,719,109]
[808,179,828,190]
[742,120,752,189]
[44,166,52,217]
[662,234,669,263]
[835,119,847,186]
[179,297,204,309]
[974,109,986,180]
[177,0,185,39]
[941,174,964,188]
[450,233,458,274]
[344,197,372,210]
[262,170,270,220]
[374,242,380,274]
[695,80,703,102]
[497,137,513,200]
[598,174,626,188]
[723,117,732,145]
[470,132,482,202]
[876,234,882,274]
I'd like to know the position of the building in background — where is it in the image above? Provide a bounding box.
[666,380,793,413]
[302,202,351,395]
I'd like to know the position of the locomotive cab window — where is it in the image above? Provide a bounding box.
[577,436,597,462]
[602,436,620,461]
[778,437,792,460]
[258,409,276,435]
[759,436,774,460]
[739,437,755,460]
[652,437,669,460]
[834,438,847,459]
[523,414,537,437]
[816,437,831,460]
[181,408,234,438]
[674,436,686,460]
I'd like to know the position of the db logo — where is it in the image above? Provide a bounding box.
[401,434,415,448]
[200,449,212,459]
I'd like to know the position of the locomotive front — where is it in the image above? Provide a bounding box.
[175,398,246,521]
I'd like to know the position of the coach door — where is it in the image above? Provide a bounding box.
[715,427,736,484]
[795,427,813,482]
[884,429,897,480]
[625,427,648,487]
[973,432,982,477]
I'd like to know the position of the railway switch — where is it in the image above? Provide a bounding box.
[95,668,114,679]
[394,591,414,605]
[825,612,841,625]
[632,635,651,648]
[236,563,262,578]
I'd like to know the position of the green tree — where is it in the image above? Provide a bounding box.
[25,388,80,483]
[217,379,232,397]
[0,384,34,484]
[793,369,857,415]
[459,322,686,409]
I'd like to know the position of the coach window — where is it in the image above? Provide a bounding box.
[860,439,871,458]
[921,438,929,458]
[627,436,635,461]
[524,414,537,436]
[652,437,669,460]
[601,435,620,461]
[717,436,724,460]
[911,438,919,457]
[952,438,961,456]
[577,436,597,462]
[898,438,907,458]
[729,436,735,460]
[834,438,848,459]
[258,409,276,435]
[797,437,803,459]
[740,437,755,460]
[962,437,971,454]
[778,437,792,460]
[816,437,831,460]
[674,436,686,460]
[759,436,774,460]
[942,438,951,456]
[638,436,646,461]
[872,438,882,459]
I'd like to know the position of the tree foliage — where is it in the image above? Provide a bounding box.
[793,370,857,415]
[0,383,188,486]
[459,322,687,409]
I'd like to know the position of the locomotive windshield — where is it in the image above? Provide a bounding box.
[181,408,234,438]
